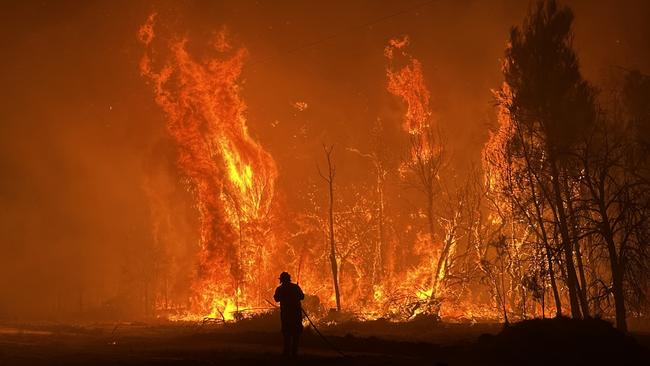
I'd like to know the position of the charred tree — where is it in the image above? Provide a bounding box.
[564,178,591,317]
[496,0,597,319]
[581,126,629,331]
[405,127,446,302]
[580,87,650,332]
[524,153,563,317]
[319,144,342,312]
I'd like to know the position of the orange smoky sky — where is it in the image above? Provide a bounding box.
[0,0,648,319]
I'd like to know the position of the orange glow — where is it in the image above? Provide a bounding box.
[139,15,278,320]
[385,35,432,135]
[127,8,632,327]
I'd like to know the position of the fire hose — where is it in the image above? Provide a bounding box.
[301,308,347,358]
[268,298,346,357]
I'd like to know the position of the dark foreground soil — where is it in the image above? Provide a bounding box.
[0,318,648,366]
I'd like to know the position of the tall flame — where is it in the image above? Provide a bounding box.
[139,14,278,319]
[385,36,432,135]
[384,36,453,317]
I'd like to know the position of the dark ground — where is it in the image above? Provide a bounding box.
[0,318,648,366]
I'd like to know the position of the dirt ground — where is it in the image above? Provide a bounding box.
[0,319,648,365]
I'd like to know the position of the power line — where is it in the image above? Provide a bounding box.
[247,0,437,68]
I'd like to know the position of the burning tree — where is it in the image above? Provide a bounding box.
[129,4,650,328]
[138,14,279,320]
[385,36,484,319]
[483,95,564,320]
[346,119,390,289]
[318,144,342,312]
[483,0,650,330]
[488,0,597,320]
[385,36,443,315]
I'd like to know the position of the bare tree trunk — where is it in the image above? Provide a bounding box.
[549,158,583,319]
[526,154,562,316]
[236,209,243,315]
[431,211,458,299]
[545,245,562,317]
[432,236,453,300]
[541,278,546,318]
[377,179,385,282]
[564,179,590,318]
[500,244,510,325]
[607,240,627,332]
[374,163,386,286]
[598,199,628,332]
[320,145,341,312]
[573,238,590,317]
[328,178,341,312]
[523,154,563,317]
[426,197,438,296]
[406,127,444,310]
[580,129,632,332]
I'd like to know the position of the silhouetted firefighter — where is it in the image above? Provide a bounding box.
[273,272,304,356]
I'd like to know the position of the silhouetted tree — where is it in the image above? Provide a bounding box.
[318,144,342,312]
[576,71,650,331]
[495,0,597,319]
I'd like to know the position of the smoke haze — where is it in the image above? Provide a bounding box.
[1,0,648,319]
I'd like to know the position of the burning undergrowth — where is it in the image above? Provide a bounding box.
[134,0,650,331]
[136,14,482,324]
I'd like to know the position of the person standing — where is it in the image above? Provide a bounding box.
[273,272,304,356]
